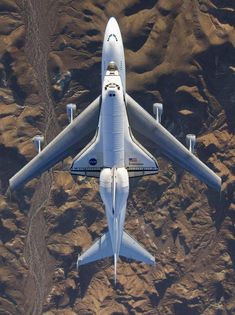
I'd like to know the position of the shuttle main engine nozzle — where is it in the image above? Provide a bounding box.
[153,103,163,123]
[66,103,77,123]
[186,134,196,153]
[33,135,44,154]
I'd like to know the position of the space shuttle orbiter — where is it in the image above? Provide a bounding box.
[9,17,221,284]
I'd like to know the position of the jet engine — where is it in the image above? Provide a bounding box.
[186,134,196,153]
[66,103,77,123]
[153,103,163,123]
[33,135,44,154]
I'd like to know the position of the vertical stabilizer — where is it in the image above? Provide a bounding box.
[114,253,117,285]
[112,168,116,214]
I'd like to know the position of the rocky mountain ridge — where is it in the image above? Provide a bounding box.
[0,0,235,314]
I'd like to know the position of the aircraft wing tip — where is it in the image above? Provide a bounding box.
[214,175,222,193]
[8,177,18,192]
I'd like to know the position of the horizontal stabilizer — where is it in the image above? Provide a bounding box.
[77,231,113,267]
[120,231,155,265]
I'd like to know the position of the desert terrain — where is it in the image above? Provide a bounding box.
[0,0,235,314]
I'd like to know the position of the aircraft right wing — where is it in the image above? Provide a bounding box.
[9,96,101,191]
[126,94,221,192]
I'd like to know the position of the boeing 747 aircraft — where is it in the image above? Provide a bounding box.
[9,18,221,283]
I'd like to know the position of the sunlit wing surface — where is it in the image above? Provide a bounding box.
[126,94,221,192]
[8,16,222,284]
[120,231,155,265]
[9,97,101,191]
[77,231,113,267]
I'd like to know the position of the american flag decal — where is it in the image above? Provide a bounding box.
[129,157,144,166]
[129,157,137,162]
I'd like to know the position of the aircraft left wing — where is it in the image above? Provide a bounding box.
[126,94,221,192]
[9,96,101,191]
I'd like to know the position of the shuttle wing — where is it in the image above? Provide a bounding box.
[126,94,221,191]
[125,130,159,177]
[9,97,101,191]
[70,127,103,177]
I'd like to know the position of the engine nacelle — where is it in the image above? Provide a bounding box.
[153,103,163,123]
[33,135,44,154]
[186,134,196,153]
[66,103,77,123]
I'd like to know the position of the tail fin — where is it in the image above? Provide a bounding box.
[77,231,112,268]
[114,253,117,285]
[77,230,155,283]
[120,231,155,265]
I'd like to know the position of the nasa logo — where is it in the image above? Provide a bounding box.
[89,158,97,166]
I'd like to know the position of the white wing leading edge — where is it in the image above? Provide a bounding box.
[126,94,221,192]
[9,97,101,191]
[70,127,103,177]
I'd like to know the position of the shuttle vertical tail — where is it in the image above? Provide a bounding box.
[114,253,117,285]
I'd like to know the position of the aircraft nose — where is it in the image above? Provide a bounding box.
[105,17,120,36]
[107,17,119,29]
[108,35,117,47]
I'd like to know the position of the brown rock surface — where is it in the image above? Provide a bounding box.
[0,0,235,314]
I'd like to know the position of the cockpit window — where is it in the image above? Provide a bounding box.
[105,83,120,90]
[107,61,118,72]
[107,34,118,42]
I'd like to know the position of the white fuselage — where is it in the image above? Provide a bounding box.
[101,69,125,167]
[102,18,126,93]
[70,18,157,265]
[99,18,128,259]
